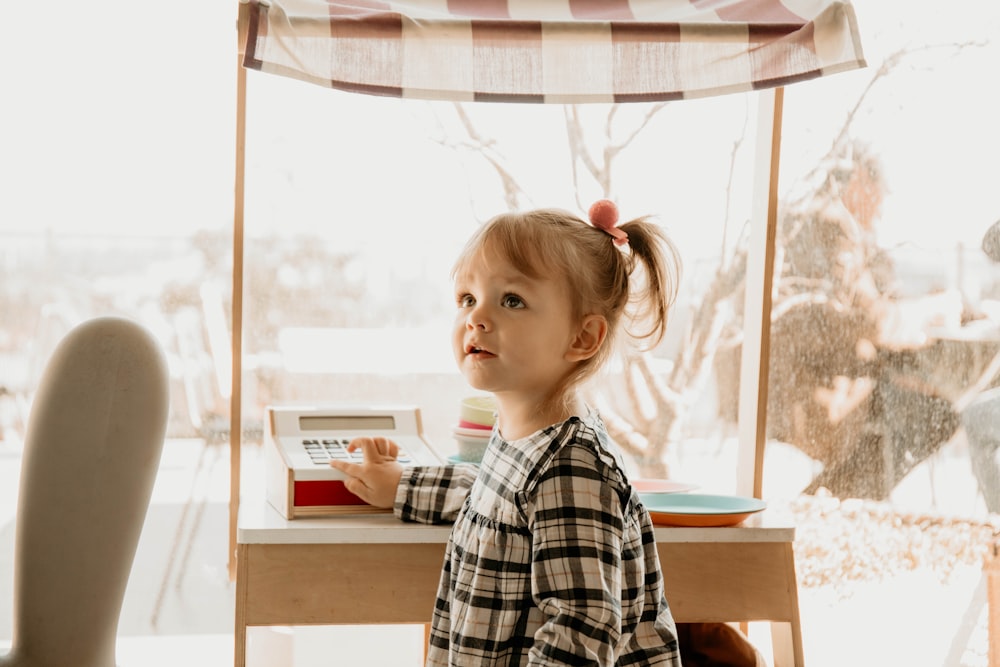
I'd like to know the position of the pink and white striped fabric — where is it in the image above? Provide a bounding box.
[240,0,865,102]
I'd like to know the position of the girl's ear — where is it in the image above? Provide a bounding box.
[565,314,608,362]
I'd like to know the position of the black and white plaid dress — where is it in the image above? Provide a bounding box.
[394,412,681,666]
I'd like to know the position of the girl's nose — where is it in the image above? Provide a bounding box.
[466,304,491,331]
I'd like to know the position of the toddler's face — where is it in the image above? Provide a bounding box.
[452,248,578,402]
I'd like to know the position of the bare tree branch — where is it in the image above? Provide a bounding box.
[429,102,530,212]
[565,106,606,207]
[608,103,669,159]
[722,97,750,259]
[790,39,989,206]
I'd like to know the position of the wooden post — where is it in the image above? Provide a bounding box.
[229,2,249,581]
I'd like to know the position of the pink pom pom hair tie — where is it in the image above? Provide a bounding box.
[588,199,628,246]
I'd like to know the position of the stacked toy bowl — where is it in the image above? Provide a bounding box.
[453,395,495,463]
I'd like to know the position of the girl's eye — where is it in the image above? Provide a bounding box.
[501,294,525,309]
[458,294,475,308]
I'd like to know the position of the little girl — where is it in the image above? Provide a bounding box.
[331,201,683,666]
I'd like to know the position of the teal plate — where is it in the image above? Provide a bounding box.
[639,493,766,527]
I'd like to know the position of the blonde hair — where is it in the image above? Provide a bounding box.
[452,207,681,408]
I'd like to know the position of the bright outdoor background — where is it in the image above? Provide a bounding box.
[1,2,999,666]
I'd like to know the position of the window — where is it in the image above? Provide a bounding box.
[240,76,758,480]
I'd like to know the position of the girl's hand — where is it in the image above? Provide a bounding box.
[329,437,404,508]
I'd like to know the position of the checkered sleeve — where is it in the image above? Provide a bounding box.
[393,463,479,525]
[521,441,627,665]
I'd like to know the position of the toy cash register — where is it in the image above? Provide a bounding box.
[264,404,444,518]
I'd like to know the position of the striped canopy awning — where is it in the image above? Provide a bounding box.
[240,0,865,103]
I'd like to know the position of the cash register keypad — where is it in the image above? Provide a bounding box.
[302,438,413,465]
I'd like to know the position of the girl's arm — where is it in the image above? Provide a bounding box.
[522,445,626,666]
[394,463,479,525]
[330,437,477,522]
[523,442,678,666]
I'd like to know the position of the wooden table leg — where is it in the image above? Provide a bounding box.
[770,621,804,667]
[235,544,249,667]
[769,541,804,667]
